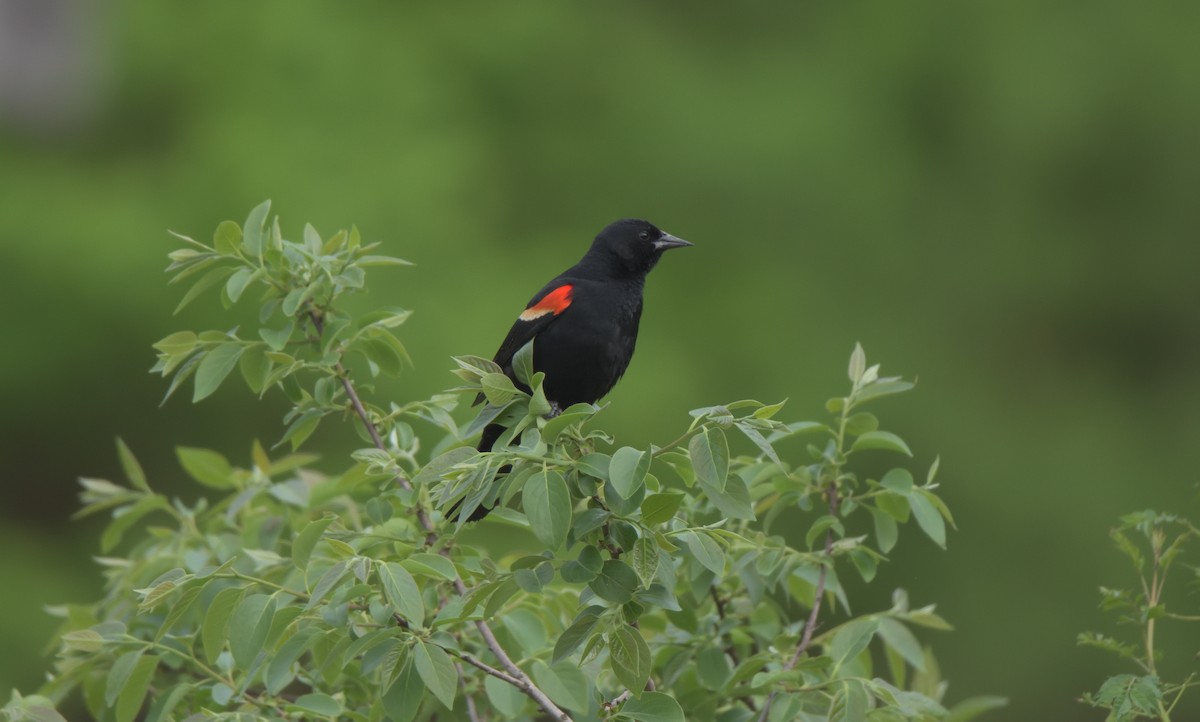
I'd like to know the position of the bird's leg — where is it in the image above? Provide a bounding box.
[547,401,563,418]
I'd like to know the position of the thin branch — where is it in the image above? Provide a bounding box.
[306,309,573,722]
[710,587,758,712]
[757,486,840,722]
[602,689,632,711]
[455,651,523,688]
[308,311,435,540]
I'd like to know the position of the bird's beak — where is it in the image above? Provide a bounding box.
[653,232,693,251]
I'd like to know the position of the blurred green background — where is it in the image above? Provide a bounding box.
[3,2,1198,719]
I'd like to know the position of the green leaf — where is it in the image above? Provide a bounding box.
[259,320,295,351]
[115,438,149,492]
[402,553,459,581]
[588,560,639,604]
[379,562,425,625]
[238,344,271,394]
[115,655,157,722]
[609,625,652,695]
[608,446,650,499]
[481,372,519,406]
[266,629,319,694]
[630,537,659,588]
[102,496,167,552]
[620,691,685,722]
[306,559,350,608]
[292,515,335,570]
[553,607,602,662]
[292,693,343,717]
[174,266,236,314]
[830,618,879,671]
[850,430,912,457]
[224,267,254,303]
[696,645,733,689]
[641,492,685,525]
[201,586,243,664]
[153,330,198,356]
[530,659,590,712]
[523,470,571,550]
[679,530,724,575]
[383,659,424,722]
[880,468,914,493]
[869,506,898,553]
[484,674,527,718]
[561,545,604,584]
[228,593,275,669]
[242,200,270,256]
[213,220,242,254]
[848,342,866,383]
[909,490,947,548]
[193,343,244,402]
[413,640,457,709]
[878,618,925,672]
[855,380,915,405]
[689,428,729,491]
[946,696,1009,722]
[176,447,234,489]
[144,683,192,722]
[105,650,143,707]
[512,340,535,387]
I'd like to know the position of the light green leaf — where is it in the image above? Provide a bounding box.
[553,607,602,662]
[641,492,685,525]
[291,515,335,570]
[848,342,866,383]
[224,267,254,303]
[176,447,234,489]
[193,343,244,402]
[588,560,638,604]
[679,530,724,575]
[485,674,527,718]
[609,625,652,695]
[630,537,659,588]
[228,593,275,669]
[530,659,590,712]
[213,220,242,254]
[105,651,143,707]
[689,428,729,491]
[830,618,879,671]
[413,640,457,709]
[512,340,535,387]
[379,562,425,625]
[620,691,685,722]
[242,200,270,256]
[850,430,912,457]
[402,553,459,581]
[481,372,519,406]
[523,470,571,550]
[608,446,650,499]
[910,490,947,548]
[878,618,925,671]
[946,696,1009,722]
[201,587,243,664]
[115,655,157,722]
[115,438,149,492]
[292,693,342,717]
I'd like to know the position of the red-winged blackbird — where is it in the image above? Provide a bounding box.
[462,218,692,521]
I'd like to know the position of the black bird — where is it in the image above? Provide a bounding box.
[464,218,692,520]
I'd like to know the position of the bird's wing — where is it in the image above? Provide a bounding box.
[491,281,576,374]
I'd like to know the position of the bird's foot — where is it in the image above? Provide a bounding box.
[547,401,563,418]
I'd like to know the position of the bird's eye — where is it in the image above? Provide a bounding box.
[638,231,650,240]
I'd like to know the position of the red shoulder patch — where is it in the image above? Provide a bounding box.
[519,284,574,321]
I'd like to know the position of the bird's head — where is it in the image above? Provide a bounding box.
[586,218,692,278]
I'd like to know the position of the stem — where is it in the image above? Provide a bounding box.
[757,393,853,722]
[305,309,573,722]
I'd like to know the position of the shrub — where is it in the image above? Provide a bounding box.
[10,203,1004,722]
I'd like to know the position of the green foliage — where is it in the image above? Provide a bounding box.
[1080,512,1200,721]
[19,206,1004,722]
